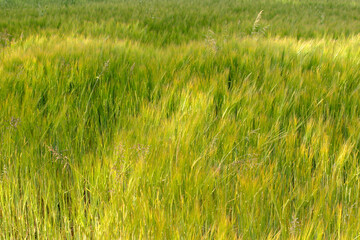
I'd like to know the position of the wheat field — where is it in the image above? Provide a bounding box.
[1,0,360,238]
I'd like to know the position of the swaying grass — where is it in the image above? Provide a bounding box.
[1,0,360,238]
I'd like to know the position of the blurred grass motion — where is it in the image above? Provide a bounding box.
[1,0,360,238]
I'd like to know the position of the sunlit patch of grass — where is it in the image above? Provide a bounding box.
[1,0,360,238]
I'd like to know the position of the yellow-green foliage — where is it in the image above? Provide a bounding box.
[1,0,360,239]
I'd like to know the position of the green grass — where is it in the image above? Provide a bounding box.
[1,0,360,238]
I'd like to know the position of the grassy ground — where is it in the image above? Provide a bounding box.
[1,0,360,238]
